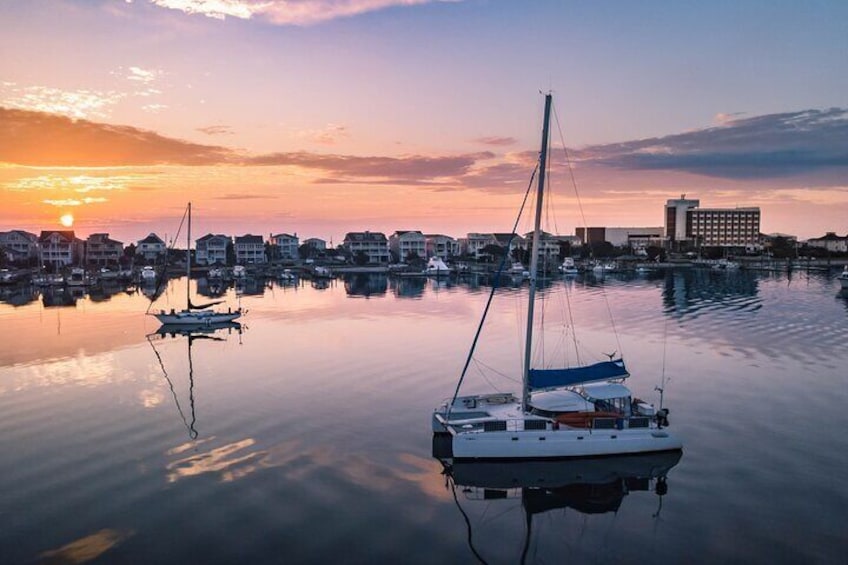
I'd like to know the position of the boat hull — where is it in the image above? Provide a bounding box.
[449,427,682,460]
[153,310,241,325]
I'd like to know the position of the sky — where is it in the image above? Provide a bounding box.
[1,0,846,245]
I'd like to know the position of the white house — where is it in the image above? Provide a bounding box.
[0,230,39,263]
[806,232,848,253]
[270,233,299,260]
[425,234,459,260]
[234,234,267,264]
[343,231,390,263]
[86,233,123,266]
[196,234,230,265]
[39,230,80,267]
[136,233,166,261]
[389,230,426,262]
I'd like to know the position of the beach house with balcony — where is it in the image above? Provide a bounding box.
[234,234,267,264]
[389,231,426,262]
[196,234,231,266]
[136,233,167,261]
[343,231,390,264]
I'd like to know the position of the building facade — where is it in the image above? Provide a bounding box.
[806,232,848,253]
[0,230,39,263]
[665,196,761,247]
[196,234,231,265]
[136,233,166,261]
[389,231,426,262]
[270,233,299,260]
[425,234,459,260]
[86,233,123,266]
[39,231,80,267]
[575,227,664,248]
[234,234,266,264]
[343,231,390,263]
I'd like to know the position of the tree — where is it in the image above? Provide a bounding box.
[298,243,314,260]
[354,251,369,266]
[480,244,506,262]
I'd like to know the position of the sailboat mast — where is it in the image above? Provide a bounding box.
[522,93,552,410]
[186,202,191,308]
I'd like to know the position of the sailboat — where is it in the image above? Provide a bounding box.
[150,203,242,325]
[432,94,682,460]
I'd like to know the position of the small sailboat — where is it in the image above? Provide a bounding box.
[432,94,682,460]
[149,203,242,326]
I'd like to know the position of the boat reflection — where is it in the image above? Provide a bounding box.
[148,321,244,438]
[434,436,682,564]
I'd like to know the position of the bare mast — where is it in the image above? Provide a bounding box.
[522,93,552,410]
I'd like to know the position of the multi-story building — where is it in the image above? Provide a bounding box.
[270,233,299,260]
[39,230,81,267]
[86,233,123,266]
[575,227,664,248]
[425,234,459,260]
[523,231,561,261]
[196,234,231,266]
[806,232,847,253]
[0,230,39,263]
[389,230,426,262]
[234,234,266,264]
[460,233,525,259]
[665,196,761,247]
[136,233,167,261]
[304,237,326,251]
[343,231,390,263]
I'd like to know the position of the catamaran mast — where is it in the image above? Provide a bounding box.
[522,93,552,410]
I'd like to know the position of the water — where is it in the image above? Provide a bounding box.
[1,269,846,564]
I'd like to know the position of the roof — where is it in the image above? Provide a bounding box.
[138,233,165,245]
[39,230,75,242]
[271,233,297,240]
[197,233,230,242]
[344,231,387,243]
[235,234,264,244]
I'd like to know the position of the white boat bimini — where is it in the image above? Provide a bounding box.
[432,94,682,461]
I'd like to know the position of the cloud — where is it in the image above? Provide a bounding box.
[146,0,453,26]
[0,107,236,167]
[0,84,126,119]
[473,136,517,147]
[6,174,146,193]
[577,108,848,180]
[292,123,349,146]
[198,124,235,135]
[246,150,494,184]
[126,66,163,83]
[43,197,109,207]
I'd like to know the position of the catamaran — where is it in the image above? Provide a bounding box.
[432,94,682,460]
[150,203,242,326]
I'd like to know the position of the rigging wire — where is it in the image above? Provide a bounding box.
[551,102,623,359]
[447,163,539,414]
[145,204,189,314]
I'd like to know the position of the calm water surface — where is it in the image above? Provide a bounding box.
[1,269,846,564]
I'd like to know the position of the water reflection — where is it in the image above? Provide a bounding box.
[344,273,388,298]
[662,268,760,317]
[434,436,682,564]
[147,322,243,439]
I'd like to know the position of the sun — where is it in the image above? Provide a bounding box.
[60,213,74,227]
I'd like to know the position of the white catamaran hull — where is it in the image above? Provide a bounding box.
[449,427,682,460]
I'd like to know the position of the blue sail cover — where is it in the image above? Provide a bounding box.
[529,359,629,389]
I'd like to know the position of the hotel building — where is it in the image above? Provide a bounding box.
[665,196,760,247]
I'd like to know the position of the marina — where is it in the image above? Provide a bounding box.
[0,267,846,563]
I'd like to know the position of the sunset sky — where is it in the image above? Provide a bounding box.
[1,0,846,245]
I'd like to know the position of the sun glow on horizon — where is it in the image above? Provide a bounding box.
[60,213,74,227]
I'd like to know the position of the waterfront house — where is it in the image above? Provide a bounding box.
[389,230,426,262]
[425,234,459,260]
[806,232,848,254]
[196,234,231,266]
[86,233,123,266]
[234,234,267,264]
[304,237,326,251]
[343,231,390,264]
[522,231,560,262]
[270,233,299,261]
[39,230,81,268]
[0,230,39,263]
[136,233,166,261]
